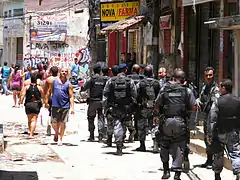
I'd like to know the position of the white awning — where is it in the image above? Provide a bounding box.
[183,0,215,7]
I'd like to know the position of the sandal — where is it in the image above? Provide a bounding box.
[53,135,58,142]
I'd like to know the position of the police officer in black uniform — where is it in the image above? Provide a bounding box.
[136,65,160,152]
[208,79,240,180]
[81,64,109,142]
[196,67,220,168]
[127,64,144,141]
[155,70,196,180]
[105,65,119,147]
[103,63,137,155]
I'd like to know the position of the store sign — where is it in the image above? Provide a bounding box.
[100,1,139,22]
[34,15,67,29]
[160,15,171,30]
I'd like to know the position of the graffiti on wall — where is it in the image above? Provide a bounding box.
[23,43,91,78]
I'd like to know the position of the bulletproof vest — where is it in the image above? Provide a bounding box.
[127,73,141,85]
[90,74,108,100]
[25,84,41,104]
[140,78,156,108]
[111,75,131,106]
[162,83,188,118]
[217,94,240,132]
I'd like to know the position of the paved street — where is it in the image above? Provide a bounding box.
[0,95,236,180]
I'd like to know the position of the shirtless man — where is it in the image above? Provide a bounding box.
[45,68,74,145]
[44,66,59,135]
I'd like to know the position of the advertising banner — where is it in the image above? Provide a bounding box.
[30,29,67,41]
[34,15,67,29]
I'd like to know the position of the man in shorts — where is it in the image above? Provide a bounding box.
[45,68,74,146]
[44,66,59,135]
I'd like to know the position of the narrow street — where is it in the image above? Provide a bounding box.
[0,95,235,180]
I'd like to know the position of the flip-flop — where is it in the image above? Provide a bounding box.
[58,141,63,146]
[53,135,58,142]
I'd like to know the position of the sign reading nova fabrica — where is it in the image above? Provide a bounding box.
[100,1,140,22]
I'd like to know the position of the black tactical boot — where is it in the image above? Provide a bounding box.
[215,173,221,180]
[116,146,123,156]
[98,134,103,143]
[106,135,112,147]
[128,130,136,143]
[161,163,170,179]
[182,156,190,173]
[174,172,181,180]
[200,153,213,168]
[236,173,240,180]
[88,132,94,141]
[135,141,146,152]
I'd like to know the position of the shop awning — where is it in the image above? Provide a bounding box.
[183,0,215,7]
[101,16,145,32]
[207,15,240,30]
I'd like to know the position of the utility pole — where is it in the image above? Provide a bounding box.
[29,15,32,58]
[150,0,161,78]
[39,0,43,6]
[88,0,99,68]
[219,0,224,84]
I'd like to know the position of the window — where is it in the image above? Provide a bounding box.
[4,11,7,18]
[8,10,12,17]
[13,8,23,17]
[161,0,172,10]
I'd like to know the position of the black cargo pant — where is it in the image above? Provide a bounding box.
[87,100,105,136]
[160,117,187,170]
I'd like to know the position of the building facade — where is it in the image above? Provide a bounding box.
[25,0,90,78]
[2,0,25,66]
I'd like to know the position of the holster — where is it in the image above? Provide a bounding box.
[210,137,224,154]
[155,114,166,142]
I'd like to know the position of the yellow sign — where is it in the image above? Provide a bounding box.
[100,1,140,22]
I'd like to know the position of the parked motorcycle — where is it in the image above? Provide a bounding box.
[69,77,88,103]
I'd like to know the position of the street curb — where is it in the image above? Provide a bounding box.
[190,127,232,170]
[190,141,232,171]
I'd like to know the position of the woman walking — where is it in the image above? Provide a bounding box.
[8,64,24,107]
[20,72,44,137]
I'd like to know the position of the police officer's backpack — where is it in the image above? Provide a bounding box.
[112,76,131,105]
[141,78,156,108]
[128,74,140,85]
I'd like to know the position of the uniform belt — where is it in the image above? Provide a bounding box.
[165,116,183,119]
[90,98,101,101]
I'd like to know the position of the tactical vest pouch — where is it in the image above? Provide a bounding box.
[113,77,130,105]
[163,104,186,118]
[142,79,155,108]
[218,116,240,133]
